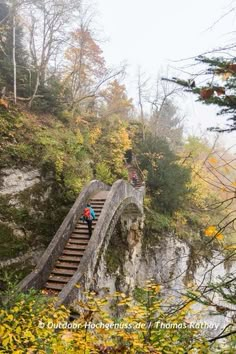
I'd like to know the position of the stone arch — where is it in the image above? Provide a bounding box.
[57,180,144,305]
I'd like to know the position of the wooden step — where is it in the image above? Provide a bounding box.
[67,239,88,245]
[52,268,76,276]
[70,233,90,239]
[72,230,91,235]
[72,230,93,235]
[76,221,98,226]
[76,220,97,224]
[73,227,91,232]
[55,261,79,269]
[91,199,105,202]
[75,223,96,228]
[76,223,97,227]
[62,250,84,256]
[45,282,64,291]
[42,192,108,292]
[90,199,106,202]
[48,275,71,283]
[65,244,87,250]
[59,255,81,262]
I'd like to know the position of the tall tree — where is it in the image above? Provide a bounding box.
[26,0,80,107]
[64,26,106,111]
[137,135,191,214]
[100,79,133,120]
[0,0,28,99]
[137,68,149,141]
[150,99,183,149]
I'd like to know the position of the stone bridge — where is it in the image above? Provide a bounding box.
[19,179,145,305]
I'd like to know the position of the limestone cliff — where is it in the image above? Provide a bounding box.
[95,217,236,337]
[0,167,72,277]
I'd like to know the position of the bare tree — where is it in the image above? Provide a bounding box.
[12,0,17,103]
[148,78,184,148]
[25,0,80,107]
[137,67,149,141]
[62,3,125,115]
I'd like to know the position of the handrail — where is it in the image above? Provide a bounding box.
[19,180,110,292]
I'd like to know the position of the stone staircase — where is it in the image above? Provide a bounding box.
[19,175,145,303]
[43,192,108,295]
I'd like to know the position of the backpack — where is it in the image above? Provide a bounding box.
[83,207,91,220]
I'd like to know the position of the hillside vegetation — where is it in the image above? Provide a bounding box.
[0,0,236,352]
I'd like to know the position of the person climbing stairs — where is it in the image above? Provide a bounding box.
[43,192,108,295]
[128,166,142,189]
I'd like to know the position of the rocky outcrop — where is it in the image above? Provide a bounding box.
[0,247,44,269]
[0,167,70,270]
[94,229,236,337]
[0,168,41,195]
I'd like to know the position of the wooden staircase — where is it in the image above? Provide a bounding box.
[43,192,108,295]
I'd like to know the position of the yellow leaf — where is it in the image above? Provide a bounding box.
[172,335,179,341]
[216,233,224,240]
[224,244,236,250]
[208,157,217,164]
[204,225,217,237]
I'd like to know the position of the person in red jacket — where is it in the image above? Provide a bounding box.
[82,202,96,238]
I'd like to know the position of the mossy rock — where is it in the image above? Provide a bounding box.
[0,222,29,260]
[105,220,128,275]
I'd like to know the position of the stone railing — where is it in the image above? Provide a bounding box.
[57,180,145,306]
[19,180,110,292]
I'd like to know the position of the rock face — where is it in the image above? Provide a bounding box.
[0,168,41,195]
[0,247,45,269]
[95,225,236,338]
[0,167,70,270]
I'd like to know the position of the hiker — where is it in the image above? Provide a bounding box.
[131,171,138,187]
[82,202,96,238]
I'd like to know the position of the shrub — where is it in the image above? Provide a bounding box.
[137,136,191,214]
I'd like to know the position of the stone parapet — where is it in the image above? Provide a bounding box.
[57,180,145,306]
[19,180,110,292]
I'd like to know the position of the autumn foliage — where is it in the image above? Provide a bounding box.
[0,283,212,353]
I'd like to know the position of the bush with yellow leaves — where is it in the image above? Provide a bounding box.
[0,282,213,354]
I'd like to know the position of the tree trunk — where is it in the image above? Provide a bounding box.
[28,72,40,108]
[12,3,17,104]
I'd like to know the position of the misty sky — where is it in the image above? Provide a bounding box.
[96,0,236,148]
